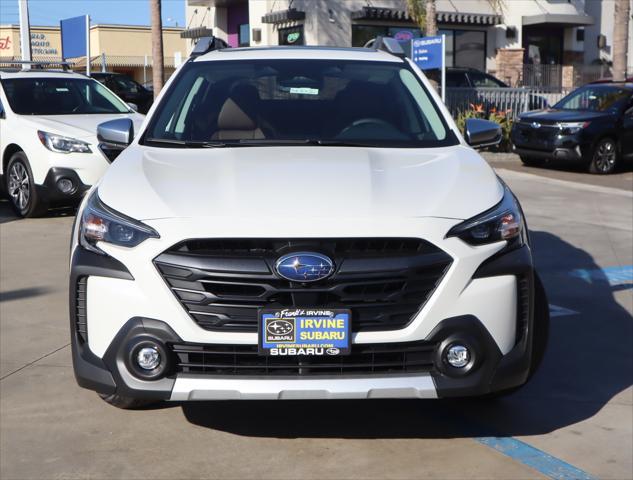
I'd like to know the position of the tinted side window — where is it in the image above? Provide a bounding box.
[446,72,468,87]
[469,72,504,88]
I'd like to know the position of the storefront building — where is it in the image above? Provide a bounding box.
[0,24,187,84]
[184,0,603,88]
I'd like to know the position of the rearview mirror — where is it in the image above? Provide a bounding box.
[464,118,502,149]
[97,118,134,148]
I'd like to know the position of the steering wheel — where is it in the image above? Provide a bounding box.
[338,117,394,136]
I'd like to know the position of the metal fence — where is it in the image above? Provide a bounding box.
[522,64,563,90]
[445,87,572,120]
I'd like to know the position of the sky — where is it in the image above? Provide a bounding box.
[0,0,186,27]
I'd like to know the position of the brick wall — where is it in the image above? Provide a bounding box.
[495,48,525,86]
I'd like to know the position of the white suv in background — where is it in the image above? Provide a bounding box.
[70,39,549,409]
[0,68,144,217]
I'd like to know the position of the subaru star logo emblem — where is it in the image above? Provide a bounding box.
[275,252,334,282]
[531,122,541,129]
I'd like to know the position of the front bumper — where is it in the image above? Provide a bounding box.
[70,240,536,400]
[511,126,590,162]
[35,168,91,205]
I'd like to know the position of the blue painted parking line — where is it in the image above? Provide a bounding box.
[569,265,633,287]
[476,437,597,480]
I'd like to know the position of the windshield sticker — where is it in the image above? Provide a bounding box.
[55,87,70,92]
[289,87,319,95]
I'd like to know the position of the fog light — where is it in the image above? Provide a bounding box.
[56,177,75,194]
[446,344,470,368]
[136,346,161,370]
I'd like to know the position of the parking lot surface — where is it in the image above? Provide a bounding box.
[1,160,632,479]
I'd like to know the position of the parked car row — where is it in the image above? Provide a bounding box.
[90,72,154,114]
[1,59,632,221]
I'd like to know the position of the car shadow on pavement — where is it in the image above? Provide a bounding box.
[180,230,632,439]
[0,287,51,302]
[0,199,76,224]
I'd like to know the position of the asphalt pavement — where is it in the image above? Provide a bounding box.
[1,157,632,480]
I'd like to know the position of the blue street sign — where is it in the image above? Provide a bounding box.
[60,15,87,59]
[411,35,444,70]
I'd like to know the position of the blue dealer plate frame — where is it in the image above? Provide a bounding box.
[258,308,351,356]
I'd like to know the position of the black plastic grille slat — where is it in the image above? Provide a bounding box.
[155,238,452,333]
[170,341,437,376]
[517,275,531,344]
[76,277,88,343]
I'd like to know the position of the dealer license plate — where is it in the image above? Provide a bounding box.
[258,308,351,356]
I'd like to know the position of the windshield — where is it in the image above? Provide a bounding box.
[1,77,131,115]
[554,85,632,112]
[142,59,457,148]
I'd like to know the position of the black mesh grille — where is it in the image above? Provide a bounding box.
[75,277,88,343]
[154,238,452,333]
[170,340,437,376]
[516,274,531,344]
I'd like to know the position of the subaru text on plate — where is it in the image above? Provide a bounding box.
[70,38,549,409]
[0,65,145,217]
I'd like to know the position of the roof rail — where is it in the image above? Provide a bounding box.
[366,36,406,58]
[0,60,75,71]
[190,36,230,58]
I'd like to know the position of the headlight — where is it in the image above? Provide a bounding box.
[446,184,526,249]
[79,190,159,255]
[38,130,92,153]
[557,121,589,135]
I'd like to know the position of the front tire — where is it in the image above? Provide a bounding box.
[5,152,48,218]
[589,138,619,174]
[519,155,542,167]
[98,392,158,409]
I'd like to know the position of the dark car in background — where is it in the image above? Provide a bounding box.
[90,72,153,114]
[429,67,548,112]
[511,83,633,174]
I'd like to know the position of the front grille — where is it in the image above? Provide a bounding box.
[170,340,437,376]
[75,277,88,343]
[515,123,559,150]
[154,238,452,333]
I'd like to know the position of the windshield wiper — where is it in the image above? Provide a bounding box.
[237,139,382,147]
[144,138,227,148]
[236,139,316,146]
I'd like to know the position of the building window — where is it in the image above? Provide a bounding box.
[279,26,304,46]
[439,29,486,71]
[239,24,250,47]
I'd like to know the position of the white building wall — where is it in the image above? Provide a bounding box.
[584,0,633,72]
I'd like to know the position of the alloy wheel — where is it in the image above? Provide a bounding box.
[7,162,30,211]
[594,140,617,173]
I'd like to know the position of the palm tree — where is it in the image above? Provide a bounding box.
[150,0,165,98]
[406,0,503,37]
[612,0,630,81]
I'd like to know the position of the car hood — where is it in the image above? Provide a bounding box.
[19,112,144,141]
[519,109,612,123]
[98,145,503,221]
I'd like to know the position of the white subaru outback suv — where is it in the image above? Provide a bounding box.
[70,38,548,409]
[0,68,144,217]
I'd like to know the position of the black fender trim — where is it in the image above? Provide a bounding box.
[69,247,134,394]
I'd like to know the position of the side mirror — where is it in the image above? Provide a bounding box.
[127,102,139,112]
[464,118,502,149]
[97,118,134,148]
